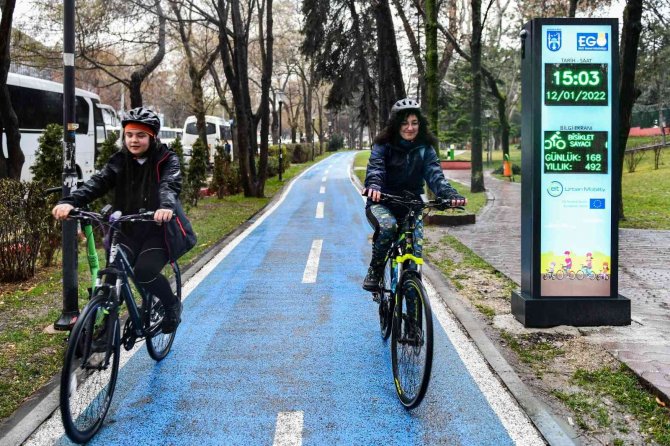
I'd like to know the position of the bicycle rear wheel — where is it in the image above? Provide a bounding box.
[60,293,120,443]
[146,293,176,361]
[378,258,394,340]
[391,274,433,409]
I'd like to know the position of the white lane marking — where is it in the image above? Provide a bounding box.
[315,202,324,219]
[425,280,545,446]
[322,176,327,182]
[320,186,326,194]
[302,240,323,283]
[273,411,304,446]
[325,168,330,174]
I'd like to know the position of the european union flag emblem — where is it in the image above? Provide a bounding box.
[547,30,562,52]
[590,198,606,209]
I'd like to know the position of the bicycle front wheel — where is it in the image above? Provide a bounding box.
[146,294,176,361]
[60,293,120,444]
[391,274,433,409]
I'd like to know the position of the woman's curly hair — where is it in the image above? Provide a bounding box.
[373,108,439,147]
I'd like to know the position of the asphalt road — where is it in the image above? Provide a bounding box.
[25,151,544,445]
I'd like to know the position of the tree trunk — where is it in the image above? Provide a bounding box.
[617,0,643,221]
[128,0,166,108]
[425,0,438,135]
[470,0,485,192]
[347,0,377,138]
[254,0,273,197]
[171,1,216,160]
[0,0,22,179]
[568,0,578,17]
[374,0,406,125]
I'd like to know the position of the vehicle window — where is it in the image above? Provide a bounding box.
[185,123,198,134]
[9,85,89,134]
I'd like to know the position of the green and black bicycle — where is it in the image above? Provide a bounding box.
[59,207,181,444]
[371,192,460,409]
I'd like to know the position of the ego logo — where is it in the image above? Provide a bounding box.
[577,33,608,51]
[547,181,563,197]
[547,30,562,52]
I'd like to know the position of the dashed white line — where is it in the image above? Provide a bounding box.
[322,176,327,182]
[315,202,324,219]
[302,240,323,283]
[273,411,304,446]
[320,186,326,194]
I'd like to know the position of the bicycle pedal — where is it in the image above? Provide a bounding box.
[372,293,381,303]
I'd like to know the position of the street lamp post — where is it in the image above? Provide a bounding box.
[311,118,315,161]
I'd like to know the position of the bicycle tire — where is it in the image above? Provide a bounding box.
[60,293,120,444]
[391,273,433,409]
[379,258,394,340]
[146,293,176,361]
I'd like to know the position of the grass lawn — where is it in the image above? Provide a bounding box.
[0,151,334,422]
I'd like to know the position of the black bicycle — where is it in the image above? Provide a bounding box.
[371,192,461,409]
[59,207,181,444]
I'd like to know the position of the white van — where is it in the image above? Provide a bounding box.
[1,72,106,181]
[158,127,183,146]
[181,115,233,163]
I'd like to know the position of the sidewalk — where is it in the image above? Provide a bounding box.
[440,168,670,403]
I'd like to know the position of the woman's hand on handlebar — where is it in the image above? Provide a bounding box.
[52,203,74,220]
[362,188,382,203]
[443,195,467,207]
[153,208,174,223]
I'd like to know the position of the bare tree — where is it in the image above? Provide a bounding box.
[0,0,23,179]
[170,1,219,153]
[186,0,274,197]
[75,0,167,108]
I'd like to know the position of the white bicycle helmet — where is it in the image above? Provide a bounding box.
[391,98,421,113]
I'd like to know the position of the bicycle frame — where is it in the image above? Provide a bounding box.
[385,207,424,296]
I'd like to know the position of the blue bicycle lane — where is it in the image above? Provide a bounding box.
[35,151,543,445]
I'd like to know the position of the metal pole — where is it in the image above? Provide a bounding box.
[54,0,79,330]
[278,101,283,181]
[311,118,315,161]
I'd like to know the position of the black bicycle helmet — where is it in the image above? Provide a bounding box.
[121,107,161,136]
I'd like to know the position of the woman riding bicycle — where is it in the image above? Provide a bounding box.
[362,98,467,291]
[52,107,184,333]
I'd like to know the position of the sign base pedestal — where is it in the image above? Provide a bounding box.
[512,291,631,328]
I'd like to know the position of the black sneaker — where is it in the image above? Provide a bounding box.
[362,266,383,292]
[161,301,182,334]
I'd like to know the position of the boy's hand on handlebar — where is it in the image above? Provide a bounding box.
[362,188,381,202]
[52,203,74,220]
[154,209,174,222]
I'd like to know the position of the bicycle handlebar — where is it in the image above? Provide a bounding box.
[367,191,465,211]
[68,209,160,224]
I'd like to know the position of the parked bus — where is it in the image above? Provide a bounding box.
[1,72,106,181]
[182,115,233,163]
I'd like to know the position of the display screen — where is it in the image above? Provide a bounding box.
[544,63,608,106]
[544,130,608,174]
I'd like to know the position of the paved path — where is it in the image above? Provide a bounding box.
[24,154,542,445]
[436,168,670,402]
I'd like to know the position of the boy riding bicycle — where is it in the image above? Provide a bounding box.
[53,107,185,333]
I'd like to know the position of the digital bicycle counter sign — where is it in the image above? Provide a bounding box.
[513,18,629,328]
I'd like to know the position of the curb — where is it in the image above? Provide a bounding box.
[0,157,328,446]
[423,264,580,446]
